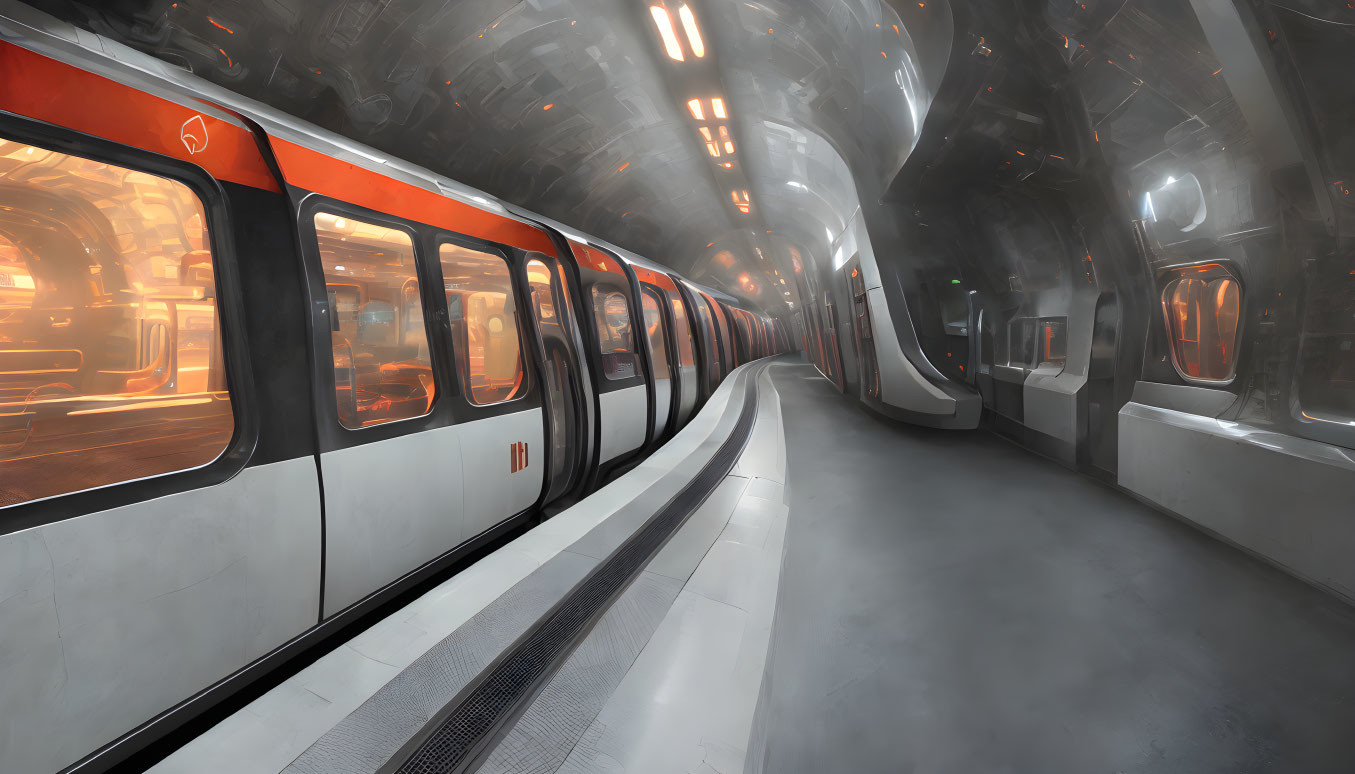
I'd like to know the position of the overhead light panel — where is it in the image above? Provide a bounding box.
[699,126,713,141]
[687,98,705,120]
[678,5,705,57]
[707,143,722,158]
[712,97,727,119]
[718,125,735,155]
[650,6,685,61]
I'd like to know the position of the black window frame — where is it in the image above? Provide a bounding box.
[0,111,259,535]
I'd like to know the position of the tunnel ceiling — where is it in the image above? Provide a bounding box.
[32,0,952,313]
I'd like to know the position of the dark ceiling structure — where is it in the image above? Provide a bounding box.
[31,0,953,312]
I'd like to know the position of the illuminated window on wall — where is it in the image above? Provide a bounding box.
[1161,264,1241,383]
[1039,318,1067,369]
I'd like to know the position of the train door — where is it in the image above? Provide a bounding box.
[640,286,675,440]
[433,238,545,538]
[687,288,724,396]
[665,282,701,425]
[524,254,587,504]
[567,241,649,471]
[297,203,466,616]
[846,259,881,399]
[709,297,736,375]
[273,139,549,616]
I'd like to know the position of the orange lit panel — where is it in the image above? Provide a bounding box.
[687,98,705,120]
[677,5,705,58]
[650,5,685,61]
[712,98,727,119]
[1161,264,1241,382]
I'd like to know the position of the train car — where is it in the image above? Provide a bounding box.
[0,10,783,774]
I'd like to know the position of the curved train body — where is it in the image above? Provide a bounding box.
[0,12,786,773]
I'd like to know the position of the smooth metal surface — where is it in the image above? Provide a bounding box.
[1119,401,1355,601]
[458,410,546,538]
[319,426,465,616]
[0,458,322,774]
[596,386,647,465]
[651,378,671,439]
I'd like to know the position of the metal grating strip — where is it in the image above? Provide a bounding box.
[385,368,762,774]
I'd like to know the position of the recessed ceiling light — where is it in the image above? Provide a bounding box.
[678,5,705,57]
[650,6,685,61]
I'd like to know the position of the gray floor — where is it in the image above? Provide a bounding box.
[757,364,1355,774]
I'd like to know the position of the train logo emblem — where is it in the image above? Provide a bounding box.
[180,115,209,155]
[509,441,529,473]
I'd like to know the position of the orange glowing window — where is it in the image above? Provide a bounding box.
[641,290,671,380]
[440,244,525,405]
[688,98,705,120]
[1039,318,1068,369]
[0,138,233,507]
[1161,264,1242,383]
[711,98,727,119]
[317,213,435,426]
[670,294,697,367]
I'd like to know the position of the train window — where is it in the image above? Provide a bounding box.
[526,260,558,329]
[316,212,434,428]
[440,243,525,405]
[1161,264,1241,383]
[591,285,638,380]
[1038,317,1068,369]
[0,138,233,507]
[642,290,671,381]
[710,299,734,370]
[670,294,696,367]
[690,293,721,374]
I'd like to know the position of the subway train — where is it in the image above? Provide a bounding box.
[0,15,788,774]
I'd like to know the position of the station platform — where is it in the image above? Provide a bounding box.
[149,358,1355,774]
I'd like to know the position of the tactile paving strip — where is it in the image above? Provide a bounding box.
[386,368,762,774]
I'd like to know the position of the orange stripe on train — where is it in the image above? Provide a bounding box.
[270,139,558,255]
[0,41,280,192]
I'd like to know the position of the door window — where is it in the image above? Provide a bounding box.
[316,212,434,427]
[440,243,525,405]
[642,290,671,380]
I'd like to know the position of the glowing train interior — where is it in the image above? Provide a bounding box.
[1,1,1353,772]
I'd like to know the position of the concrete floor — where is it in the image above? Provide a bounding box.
[756,363,1355,774]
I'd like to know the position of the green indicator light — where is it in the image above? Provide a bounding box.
[951,279,961,284]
